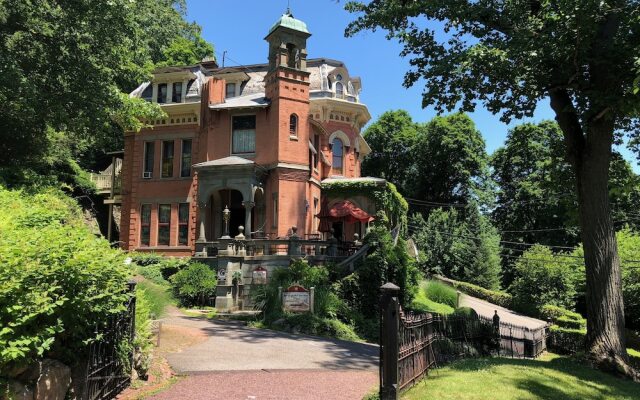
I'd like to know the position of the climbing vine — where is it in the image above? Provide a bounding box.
[322,180,408,233]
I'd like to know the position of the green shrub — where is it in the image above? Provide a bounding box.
[548,325,586,355]
[539,304,586,331]
[410,281,455,314]
[433,276,512,308]
[136,279,175,319]
[452,307,479,319]
[170,263,217,307]
[425,280,458,307]
[131,253,189,283]
[556,315,586,330]
[0,186,130,372]
[510,245,579,316]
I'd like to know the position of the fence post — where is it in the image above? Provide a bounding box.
[492,310,500,356]
[380,283,400,400]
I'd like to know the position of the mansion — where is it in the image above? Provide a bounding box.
[119,11,384,259]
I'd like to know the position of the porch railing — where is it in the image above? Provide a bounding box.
[197,236,360,258]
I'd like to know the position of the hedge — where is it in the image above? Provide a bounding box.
[548,325,586,355]
[0,187,131,373]
[433,275,512,308]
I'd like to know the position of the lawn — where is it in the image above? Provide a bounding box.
[402,354,640,400]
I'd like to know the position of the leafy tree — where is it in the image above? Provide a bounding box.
[170,263,217,307]
[157,26,214,67]
[492,121,640,286]
[0,0,213,182]
[411,113,493,206]
[411,203,501,290]
[361,110,420,194]
[346,0,640,370]
[510,246,579,317]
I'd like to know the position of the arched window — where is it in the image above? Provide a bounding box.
[335,82,344,98]
[289,114,298,136]
[332,138,343,175]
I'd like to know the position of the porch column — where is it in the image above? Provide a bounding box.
[243,201,255,239]
[197,201,207,242]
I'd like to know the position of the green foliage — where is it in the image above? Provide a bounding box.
[424,281,458,308]
[435,276,512,308]
[361,110,420,195]
[169,262,217,307]
[509,246,579,316]
[572,229,640,330]
[362,111,493,208]
[133,288,154,378]
[131,253,189,284]
[548,325,586,355]
[136,279,175,320]
[410,281,456,314]
[411,203,501,290]
[0,186,130,371]
[321,180,408,232]
[0,0,214,182]
[540,305,583,323]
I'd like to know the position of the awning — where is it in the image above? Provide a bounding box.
[317,200,374,225]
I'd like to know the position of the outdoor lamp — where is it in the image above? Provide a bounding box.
[222,205,231,238]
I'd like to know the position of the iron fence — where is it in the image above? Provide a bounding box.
[379,283,548,399]
[83,281,136,400]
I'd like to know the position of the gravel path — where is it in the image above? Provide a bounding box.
[149,370,378,400]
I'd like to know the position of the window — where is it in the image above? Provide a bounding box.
[335,82,344,98]
[161,140,174,178]
[232,115,256,154]
[180,139,192,177]
[313,135,320,169]
[172,82,183,103]
[178,203,189,245]
[332,138,343,174]
[141,84,153,102]
[226,83,236,98]
[157,83,167,103]
[158,204,171,245]
[313,198,319,232]
[272,193,278,229]
[140,204,151,246]
[336,74,343,81]
[143,142,154,178]
[289,114,298,136]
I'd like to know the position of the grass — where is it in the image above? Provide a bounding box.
[402,353,640,400]
[182,308,217,319]
[136,278,175,319]
[411,281,455,314]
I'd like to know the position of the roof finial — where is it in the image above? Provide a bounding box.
[286,0,291,15]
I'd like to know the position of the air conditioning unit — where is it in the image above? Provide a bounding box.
[142,171,152,179]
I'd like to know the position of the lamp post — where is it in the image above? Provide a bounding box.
[221,205,231,239]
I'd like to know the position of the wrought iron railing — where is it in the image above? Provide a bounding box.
[379,283,548,399]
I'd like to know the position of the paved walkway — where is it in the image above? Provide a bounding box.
[148,311,378,399]
[459,294,547,329]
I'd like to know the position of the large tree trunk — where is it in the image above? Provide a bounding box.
[550,90,633,376]
[577,122,628,368]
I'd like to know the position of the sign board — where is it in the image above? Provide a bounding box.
[252,267,267,285]
[282,284,310,313]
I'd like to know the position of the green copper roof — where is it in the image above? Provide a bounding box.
[268,11,310,35]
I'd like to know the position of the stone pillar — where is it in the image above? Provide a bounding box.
[243,201,255,239]
[151,83,158,103]
[197,201,207,243]
[181,79,188,102]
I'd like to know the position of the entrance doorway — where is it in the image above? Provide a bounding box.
[209,189,245,239]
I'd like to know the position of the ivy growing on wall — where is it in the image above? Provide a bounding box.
[322,179,408,233]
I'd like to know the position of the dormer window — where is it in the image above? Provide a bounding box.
[172,82,182,103]
[157,83,167,103]
[336,74,343,81]
[335,82,344,98]
[226,83,236,99]
[289,114,298,137]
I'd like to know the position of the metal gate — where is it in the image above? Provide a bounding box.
[84,281,136,400]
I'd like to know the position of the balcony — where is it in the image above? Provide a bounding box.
[310,90,359,103]
[90,173,122,194]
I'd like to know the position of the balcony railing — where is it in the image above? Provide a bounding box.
[90,173,122,194]
[310,90,359,103]
[195,236,361,259]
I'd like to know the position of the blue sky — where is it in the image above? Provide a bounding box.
[185,0,638,170]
